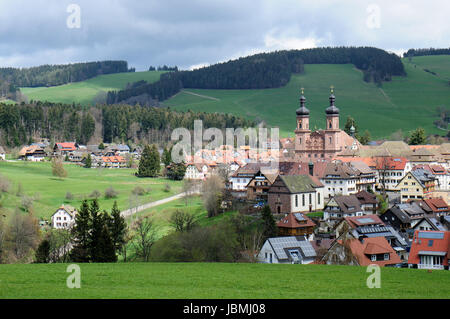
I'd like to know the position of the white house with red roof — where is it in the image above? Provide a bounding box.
[374,157,411,191]
[408,230,450,270]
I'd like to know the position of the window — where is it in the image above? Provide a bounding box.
[318,193,321,205]
[309,193,312,204]
[302,194,305,206]
[428,240,434,247]
[295,195,298,207]
[384,254,389,261]
[371,255,376,261]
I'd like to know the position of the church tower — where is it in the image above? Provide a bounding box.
[324,86,341,156]
[294,88,310,156]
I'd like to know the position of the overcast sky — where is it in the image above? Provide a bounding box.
[0,0,448,71]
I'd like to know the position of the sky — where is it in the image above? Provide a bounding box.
[0,0,448,71]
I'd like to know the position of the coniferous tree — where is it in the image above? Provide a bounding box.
[35,239,50,263]
[137,144,160,177]
[108,201,126,255]
[409,127,426,145]
[162,147,172,167]
[70,200,91,262]
[166,162,187,180]
[260,205,277,239]
[89,199,104,262]
[84,153,92,168]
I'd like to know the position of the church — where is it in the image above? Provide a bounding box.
[293,88,359,161]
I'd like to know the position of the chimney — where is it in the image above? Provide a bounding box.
[309,162,314,176]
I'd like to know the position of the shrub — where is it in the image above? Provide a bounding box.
[0,175,11,193]
[164,183,171,193]
[89,190,101,199]
[105,187,118,199]
[65,192,74,200]
[132,186,146,196]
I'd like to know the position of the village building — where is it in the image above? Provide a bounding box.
[396,169,437,202]
[101,155,127,168]
[51,205,77,229]
[320,161,361,199]
[277,213,316,238]
[374,156,411,192]
[53,142,78,155]
[323,195,364,221]
[408,230,450,270]
[412,217,449,232]
[246,170,277,202]
[268,174,324,214]
[185,163,209,180]
[354,190,378,214]
[257,236,317,264]
[18,145,46,161]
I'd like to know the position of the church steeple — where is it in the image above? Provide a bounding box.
[296,87,309,116]
[325,86,339,115]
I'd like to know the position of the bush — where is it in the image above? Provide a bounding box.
[21,195,34,212]
[164,183,171,193]
[105,187,118,199]
[65,192,74,200]
[131,186,147,196]
[0,175,11,193]
[89,190,101,199]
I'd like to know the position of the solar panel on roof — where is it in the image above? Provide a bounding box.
[418,232,445,239]
[294,213,305,221]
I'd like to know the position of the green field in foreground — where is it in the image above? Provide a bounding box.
[20,71,165,105]
[0,161,182,220]
[0,263,448,298]
[166,57,450,139]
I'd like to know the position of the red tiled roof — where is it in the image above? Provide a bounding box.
[408,231,450,265]
[344,237,402,266]
[56,142,77,151]
[277,213,316,229]
[344,214,385,228]
[423,198,449,212]
[102,155,126,163]
[374,157,408,170]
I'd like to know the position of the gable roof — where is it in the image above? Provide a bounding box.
[279,174,323,193]
[345,214,385,228]
[345,237,402,266]
[423,198,449,212]
[408,231,450,265]
[355,190,377,205]
[374,157,408,170]
[277,213,316,229]
[52,204,77,218]
[55,142,77,151]
[333,195,363,214]
[266,236,317,261]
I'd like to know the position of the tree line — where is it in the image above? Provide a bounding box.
[0,101,254,147]
[106,47,405,105]
[404,48,450,57]
[0,60,131,88]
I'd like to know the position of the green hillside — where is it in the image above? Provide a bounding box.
[0,263,448,298]
[20,71,165,105]
[165,57,450,139]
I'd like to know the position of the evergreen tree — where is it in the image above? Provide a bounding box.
[88,199,104,262]
[344,116,358,136]
[260,205,277,239]
[162,147,172,167]
[108,201,126,254]
[84,153,92,168]
[97,223,117,262]
[409,127,426,145]
[137,144,160,177]
[35,239,50,263]
[166,162,187,180]
[70,200,91,262]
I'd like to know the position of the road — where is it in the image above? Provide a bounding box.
[120,191,197,218]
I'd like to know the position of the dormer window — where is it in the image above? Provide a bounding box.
[384,253,389,261]
[371,255,376,261]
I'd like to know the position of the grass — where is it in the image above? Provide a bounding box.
[165,57,450,139]
[0,161,182,220]
[20,71,165,105]
[0,262,448,298]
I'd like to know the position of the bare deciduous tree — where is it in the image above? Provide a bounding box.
[202,175,225,218]
[132,216,158,262]
[6,211,40,263]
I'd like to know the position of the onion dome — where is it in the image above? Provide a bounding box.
[296,88,309,116]
[325,86,339,115]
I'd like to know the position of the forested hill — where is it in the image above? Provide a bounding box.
[106,47,405,105]
[404,47,450,57]
[0,60,132,89]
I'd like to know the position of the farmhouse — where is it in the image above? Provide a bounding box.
[51,205,77,229]
[277,212,316,238]
[18,145,46,161]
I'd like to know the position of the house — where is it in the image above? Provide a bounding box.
[229,163,272,197]
[412,217,449,232]
[408,230,450,270]
[277,213,316,238]
[354,190,378,214]
[53,142,78,155]
[322,236,402,267]
[51,205,77,229]
[268,174,324,214]
[381,206,413,232]
[323,195,364,221]
[396,169,437,202]
[18,145,46,161]
[257,236,317,264]
[0,146,5,160]
[101,155,127,168]
[246,170,277,202]
[422,198,450,217]
[184,163,208,180]
[320,161,360,199]
[374,157,410,191]
[334,214,385,238]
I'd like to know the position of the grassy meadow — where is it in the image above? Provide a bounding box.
[165,57,450,139]
[20,71,165,105]
[0,262,448,299]
[0,160,182,221]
